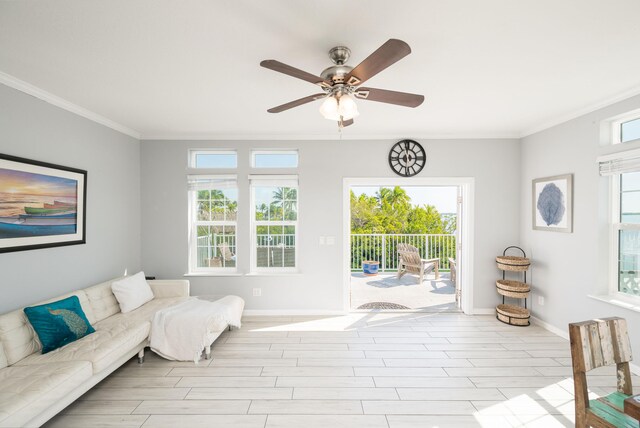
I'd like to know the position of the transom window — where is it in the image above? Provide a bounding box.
[611,111,640,145]
[621,118,640,144]
[251,176,298,271]
[252,150,298,168]
[189,150,237,169]
[188,176,237,272]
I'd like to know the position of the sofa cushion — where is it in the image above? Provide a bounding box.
[111,272,154,313]
[0,291,92,366]
[0,360,92,428]
[24,296,95,353]
[83,278,125,324]
[16,321,150,374]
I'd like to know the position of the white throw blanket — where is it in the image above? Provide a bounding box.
[150,295,244,362]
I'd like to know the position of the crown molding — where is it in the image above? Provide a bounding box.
[141,132,521,141]
[0,71,140,140]
[520,84,640,138]
[4,68,639,143]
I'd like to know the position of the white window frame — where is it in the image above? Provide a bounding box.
[251,150,299,168]
[610,109,640,145]
[188,175,238,274]
[249,175,299,273]
[188,149,238,169]
[599,147,640,302]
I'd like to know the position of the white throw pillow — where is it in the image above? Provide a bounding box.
[111,272,154,313]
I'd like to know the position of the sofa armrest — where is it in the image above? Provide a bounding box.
[148,280,190,298]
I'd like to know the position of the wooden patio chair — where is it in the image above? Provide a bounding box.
[219,242,235,261]
[568,317,636,428]
[397,243,439,283]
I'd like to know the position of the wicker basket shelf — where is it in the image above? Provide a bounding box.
[496,255,530,272]
[496,304,530,326]
[496,279,530,298]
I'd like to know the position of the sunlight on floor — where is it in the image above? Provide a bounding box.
[244,313,609,427]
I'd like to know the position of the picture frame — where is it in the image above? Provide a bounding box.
[532,173,573,233]
[0,153,87,253]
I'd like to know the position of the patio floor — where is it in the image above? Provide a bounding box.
[350,271,459,311]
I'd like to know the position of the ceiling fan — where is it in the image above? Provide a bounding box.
[260,39,425,128]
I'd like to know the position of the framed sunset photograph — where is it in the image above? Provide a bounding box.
[0,154,87,253]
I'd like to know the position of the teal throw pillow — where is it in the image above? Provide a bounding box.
[24,295,95,354]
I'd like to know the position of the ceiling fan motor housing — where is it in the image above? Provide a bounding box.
[321,64,353,85]
[321,46,354,85]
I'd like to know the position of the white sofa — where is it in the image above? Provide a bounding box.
[0,277,203,428]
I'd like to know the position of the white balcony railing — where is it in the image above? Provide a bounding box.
[351,233,456,272]
[197,233,455,272]
[197,234,295,268]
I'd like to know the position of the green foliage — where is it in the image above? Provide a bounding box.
[350,186,454,234]
[255,187,297,221]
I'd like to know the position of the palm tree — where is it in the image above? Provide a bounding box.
[376,186,410,210]
[273,187,297,220]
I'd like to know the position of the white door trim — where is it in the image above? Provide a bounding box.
[342,177,475,314]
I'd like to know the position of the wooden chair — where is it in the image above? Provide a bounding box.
[218,242,235,261]
[569,317,636,428]
[397,243,439,283]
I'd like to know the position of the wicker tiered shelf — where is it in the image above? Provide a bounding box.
[496,246,530,327]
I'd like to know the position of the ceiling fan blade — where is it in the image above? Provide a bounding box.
[261,60,331,88]
[344,39,411,86]
[341,118,354,127]
[354,87,424,108]
[267,93,326,113]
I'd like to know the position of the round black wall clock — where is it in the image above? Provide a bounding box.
[388,139,426,177]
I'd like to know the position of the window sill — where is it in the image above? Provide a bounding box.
[587,294,640,314]
[184,272,303,277]
[245,272,303,277]
[184,272,243,277]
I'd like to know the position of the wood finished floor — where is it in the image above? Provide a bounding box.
[43,313,640,428]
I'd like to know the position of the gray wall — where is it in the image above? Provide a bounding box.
[141,138,520,312]
[520,94,640,355]
[0,85,141,312]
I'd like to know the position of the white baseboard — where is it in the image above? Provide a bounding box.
[530,315,569,340]
[531,315,640,375]
[243,309,346,316]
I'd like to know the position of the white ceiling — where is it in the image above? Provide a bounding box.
[1,0,640,140]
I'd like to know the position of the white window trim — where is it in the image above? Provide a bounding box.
[188,149,238,169]
[188,174,238,274]
[251,150,299,168]
[249,175,299,273]
[605,161,640,303]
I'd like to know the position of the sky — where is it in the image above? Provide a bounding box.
[352,185,458,213]
[0,168,77,198]
[622,117,640,143]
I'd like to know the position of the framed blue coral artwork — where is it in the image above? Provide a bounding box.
[532,174,573,233]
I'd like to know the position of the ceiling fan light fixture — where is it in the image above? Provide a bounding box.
[263,39,423,127]
[319,95,340,121]
[337,94,359,120]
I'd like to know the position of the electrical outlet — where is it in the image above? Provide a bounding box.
[538,296,544,306]
[253,288,262,297]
